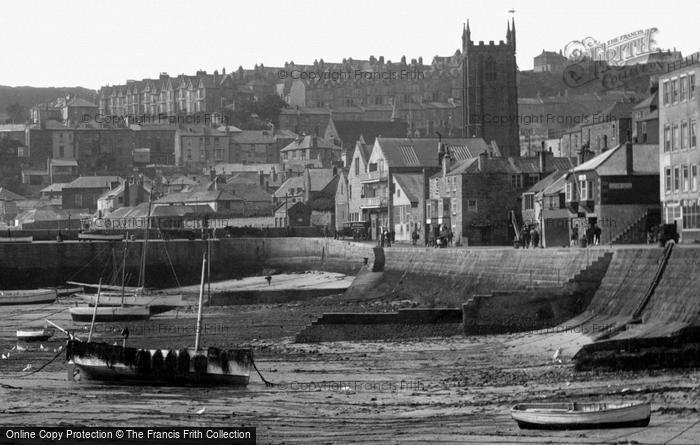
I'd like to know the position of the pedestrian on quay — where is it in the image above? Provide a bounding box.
[522,225,531,249]
[571,227,579,247]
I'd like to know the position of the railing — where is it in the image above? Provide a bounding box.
[365,169,388,181]
[360,196,387,208]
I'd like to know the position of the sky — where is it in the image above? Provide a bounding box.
[0,0,697,89]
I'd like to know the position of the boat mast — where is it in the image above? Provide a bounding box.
[87,279,102,342]
[207,233,211,305]
[138,196,153,290]
[120,242,127,307]
[194,252,207,352]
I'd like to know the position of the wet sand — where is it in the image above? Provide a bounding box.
[1,288,700,444]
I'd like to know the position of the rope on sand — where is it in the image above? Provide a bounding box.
[250,355,274,387]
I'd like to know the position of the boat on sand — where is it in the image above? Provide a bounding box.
[511,400,651,430]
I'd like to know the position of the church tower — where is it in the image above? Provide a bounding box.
[462,18,520,157]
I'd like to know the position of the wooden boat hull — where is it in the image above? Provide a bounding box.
[67,340,252,386]
[78,233,124,241]
[69,306,150,322]
[0,236,32,243]
[17,328,52,342]
[78,292,183,314]
[511,401,651,430]
[0,289,57,305]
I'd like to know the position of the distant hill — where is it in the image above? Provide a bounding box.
[0,85,97,123]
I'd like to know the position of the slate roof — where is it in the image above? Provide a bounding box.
[377,137,495,168]
[64,176,121,189]
[444,155,575,176]
[393,173,423,203]
[0,188,25,201]
[280,135,339,152]
[156,190,239,204]
[525,170,566,194]
[330,120,408,145]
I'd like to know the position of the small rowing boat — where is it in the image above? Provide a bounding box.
[0,236,32,243]
[511,400,651,430]
[78,233,124,241]
[0,289,57,305]
[17,327,53,342]
[69,305,151,322]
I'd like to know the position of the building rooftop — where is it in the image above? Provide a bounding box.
[64,176,121,189]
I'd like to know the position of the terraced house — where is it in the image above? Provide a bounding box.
[659,53,700,242]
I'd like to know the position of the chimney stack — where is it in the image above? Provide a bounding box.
[538,149,547,173]
[478,151,488,171]
[626,131,633,175]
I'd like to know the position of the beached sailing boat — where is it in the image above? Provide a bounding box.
[56,253,254,385]
[69,199,182,321]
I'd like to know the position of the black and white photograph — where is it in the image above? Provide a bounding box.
[0,0,699,443]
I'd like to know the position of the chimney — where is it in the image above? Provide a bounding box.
[538,149,547,173]
[123,179,130,207]
[477,151,488,171]
[625,132,633,176]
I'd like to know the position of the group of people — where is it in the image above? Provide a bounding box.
[570,223,602,247]
[379,227,395,247]
[520,224,541,248]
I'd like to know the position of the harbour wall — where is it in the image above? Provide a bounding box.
[0,238,373,289]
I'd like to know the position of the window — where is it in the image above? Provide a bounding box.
[397,188,401,198]
[511,175,522,188]
[691,74,696,100]
[579,180,590,200]
[673,78,679,103]
[673,124,679,150]
[664,125,671,152]
[74,194,83,207]
[681,76,688,101]
[692,120,697,148]
[692,164,698,191]
[467,199,478,211]
[524,193,535,210]
[683,165,690,191]
[485,58,497,81]
[527,174,539,186]
[674,166,681,192]
[682,121,689,149]
[354,158,359,176]
[665,167,672,194]
[59,146,64,158]
[215,149,224,161]
[683,203,700,229]
[565,182,575,201]
[663,81,670,105]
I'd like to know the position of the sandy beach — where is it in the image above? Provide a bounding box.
[1,280,699,444]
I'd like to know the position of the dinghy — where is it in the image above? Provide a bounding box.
[0,289,56,305]
[69,305,150,322]
[17,327,53,342]
[511,400,651,430]
[78,233,124,241]
[0,236,32,243]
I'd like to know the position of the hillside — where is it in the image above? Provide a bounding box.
[0,85,96,122]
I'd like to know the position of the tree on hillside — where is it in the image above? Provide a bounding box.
[5,102,26,124]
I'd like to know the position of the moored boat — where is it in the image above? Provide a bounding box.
[78,292,183,314]
[0,289,57,305]
[17,327,53,342]
[78,233,125,241]
[69,305,151,322]
[66,341,252,385]
[62,250,257,387]
[511,400,651,430]
[0,236,33,243]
